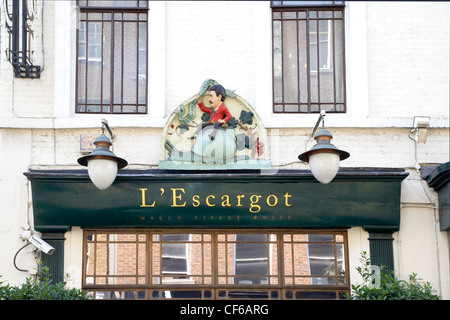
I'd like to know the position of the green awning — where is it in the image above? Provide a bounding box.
[24,169,408,232]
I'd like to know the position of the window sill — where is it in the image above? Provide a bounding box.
[1,115,448,130]
[0,115,166,129]
[261,114,449,129]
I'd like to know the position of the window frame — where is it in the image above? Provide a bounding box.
[82,229,350,300]
[75,1,149,114]
[271,1,345,8]
[271,1,347,114]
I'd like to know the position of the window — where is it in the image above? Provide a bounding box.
[83,229,349,300]
[76,1,148,114]
[160,234,189,278]
[272,1,346,113]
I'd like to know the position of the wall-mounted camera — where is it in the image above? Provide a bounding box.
[14,232,56,273]
[28,235,55,255]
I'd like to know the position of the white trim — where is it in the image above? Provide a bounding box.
[148,1,166,120]
[53,0,74,119]
[345,1,369,119]
[253,2,274,127]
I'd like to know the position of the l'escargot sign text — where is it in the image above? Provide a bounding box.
[139,187,293,214]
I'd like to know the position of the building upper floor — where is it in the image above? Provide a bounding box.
[0,1,449,131]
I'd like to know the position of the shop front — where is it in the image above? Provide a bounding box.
[24,81,408,299]
[24,168,407,300]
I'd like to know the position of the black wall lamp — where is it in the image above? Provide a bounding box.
[298,111,350,184]
[77,120,127,190]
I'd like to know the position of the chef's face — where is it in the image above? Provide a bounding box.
[209,91,222,109]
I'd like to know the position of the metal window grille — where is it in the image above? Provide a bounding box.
[76,1,148,114]
[272,2,346,113]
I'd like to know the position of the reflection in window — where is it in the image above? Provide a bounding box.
[152,233,212,285]
[218,233,278,286]
[283,233,346,286]
[85,233,147,286]
[234,234,268,284]
[84,230,348,300]
[161,234,189,276]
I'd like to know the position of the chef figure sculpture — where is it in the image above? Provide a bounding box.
[190,84,232,141]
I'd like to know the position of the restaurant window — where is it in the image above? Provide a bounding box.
[83,230,349,300]
[76,1,148,114]
[271,1,346,113]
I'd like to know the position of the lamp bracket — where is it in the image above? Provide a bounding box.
[101,119,115,140]
[310,110,326,137]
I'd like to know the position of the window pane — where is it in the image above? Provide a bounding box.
[152,242,160,274]
[84,1,140,8]
[138,21,147,104]
[162,234,190,241]
[334,19,345,104]
[283,20,298,104]
[77,22,87,104]
[295,291,338,300]
[293,243,308,275]
[113,21,122,105]
[235,243,268,275]
[283,232,346,286]
[319,20,334,103]
[204,243,212,275]
[163,243,186,259]
[123,22,137,105]
[336,243,346,276]
[138,1,148,8]
[272,6,346,113]
[85,242,95,276]
[307,234,334,242]
[84,232,147,286]
[283,11,297,19]
[227,291,271,299]
[153,233,213,285]
[92,291,145,300]
[273,20,283,103]
[86,22,102,105]
[87,22,102,59]
[298,19,308,103]
[273,1,344,5]
[158,290,204,299]
[102,22,111,104]
[308,243,335,276]
[124,13,137,20]
[319,11,333,19]
[309,19,319,103]
[218,234,273,285]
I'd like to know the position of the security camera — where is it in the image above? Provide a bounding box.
[28,235,55,255]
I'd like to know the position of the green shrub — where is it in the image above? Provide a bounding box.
[349,251,440,300]
[0,262,92,300]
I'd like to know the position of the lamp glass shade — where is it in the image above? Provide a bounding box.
[309,152,340,184]
[87,158,118,190]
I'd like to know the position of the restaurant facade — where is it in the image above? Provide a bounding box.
[0,1,449,300]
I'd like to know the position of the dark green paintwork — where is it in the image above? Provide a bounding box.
[24,169,408,232]
[427,162,450,231]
